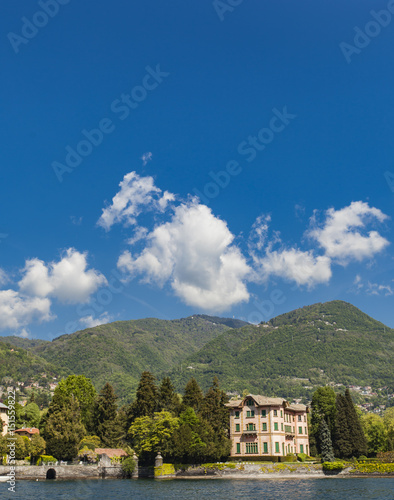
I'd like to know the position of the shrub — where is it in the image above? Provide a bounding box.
[37,455,57,465]
[322,462,344,471]
[285,454,297,462]
[297,453,308,462]
[122,457,136,477]
[77,446,98,463]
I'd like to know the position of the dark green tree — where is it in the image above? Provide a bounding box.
[22,402,41,428]
[92,383,123,447]
[127,371,158,423]
[182,378,203,413]
[344,389,367,457]
[158,377,180,415]
[319,418,334,462]
[200,377,229,435]
[333,394,353,458]
[42,394,86,461]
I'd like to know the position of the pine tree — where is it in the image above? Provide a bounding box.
[182,378,203,413]
[319,418,334,462]
[92,383,122,447]
[200,377,229,435]
[333,394,353,458]
[127,371,158,424]
[344,389,367,457]
[158,377,180,415]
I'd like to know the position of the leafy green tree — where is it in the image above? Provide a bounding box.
[122,456,136,477]
[77,446,98,463]
[170,408,207,462]
[383,407,394,451]
[42,395,86,460]
[30,434,46,460]
[55,375,96,432]
[129,410,179,457]
[22,402,41,428]
[310,387,337,455]
[361,414,388,455]
[182,378,203,413]
[15,435,30,460]
[127,371,158,423]
[0,434,8,463]
[319,418,334,462]
[92,383,123,447]
[158,377,180,415]
[78,435,101,451]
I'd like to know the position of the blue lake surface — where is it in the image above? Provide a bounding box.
[3,477,394,500]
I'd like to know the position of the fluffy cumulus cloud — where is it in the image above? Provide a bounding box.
[19,248,107,304]
[118,201,250,311]
[97,171,175,231]
[308,201,389,264]
[0,290,52,330]
[0,249,106,332]
[249,201,389,288]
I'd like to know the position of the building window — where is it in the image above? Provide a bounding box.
[262,422,267,431]
[275,442,280,453]
[246,443,258,454]
[246,410,255,418]
[281,423,283,431]
[300,444,304,454]
[305,427,307,435]
[247,423,256,431]
[246,399,254,406]
[263,442,268,454]
[235,411,239,418]
[236,443,241,454]
[261,410,266,417]
[235,424,240,432]
[285,425,292,433]
[306,445,308,455]
[274,422,278,431]
[274,410,278,417]
[298,426,302,434]
[298,415,302,422]
[280,410,283,418]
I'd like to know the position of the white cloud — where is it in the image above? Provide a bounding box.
[253,248,332,287]
[0,290,52,331]
[79,312,113,329]
[19,248,107,304]
[97,171,174,231]
[18,328,30,338]
[141,152,152,166]
[248,214,271,252]
[366,281,393,296]
[0,269,8,286]
[118,201,250,311]
[308,201,389,264]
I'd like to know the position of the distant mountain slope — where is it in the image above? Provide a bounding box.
[0,336,50,350]
[194,314,249,329]
[168,301,394,399]
[0,339,67,386]
[30,316,232,402]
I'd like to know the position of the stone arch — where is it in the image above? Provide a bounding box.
[46,468,56,480]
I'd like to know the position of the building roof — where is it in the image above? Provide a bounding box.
[14,427,40,435]
[225,394,307,412]
[95,448,127,458]
[0,403,8,409]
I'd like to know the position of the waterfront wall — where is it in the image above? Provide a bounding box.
[0,464,123,480]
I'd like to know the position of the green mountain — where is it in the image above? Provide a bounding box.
[29,316,233,402]
[168,301,394,399]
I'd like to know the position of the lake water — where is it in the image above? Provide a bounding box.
[3,477,394,500]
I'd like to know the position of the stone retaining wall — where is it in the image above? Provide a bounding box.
[0,464,123,480]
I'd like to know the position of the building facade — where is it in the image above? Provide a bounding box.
[226,394,309,457]
[0,403,8,436]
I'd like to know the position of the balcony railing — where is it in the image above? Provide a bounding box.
[242,428,257,434]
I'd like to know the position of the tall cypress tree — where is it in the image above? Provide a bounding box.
[200,377,229,435]
[319,418,334,462]
[158,377,180,415]
[182,378,203,413]
[333,394,353,458]
[344,389,367,457]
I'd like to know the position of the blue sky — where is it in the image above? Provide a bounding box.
[1,0,394,340]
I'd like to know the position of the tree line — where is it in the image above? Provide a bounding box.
[1,372,231,464]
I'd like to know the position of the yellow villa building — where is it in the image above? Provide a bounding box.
[226,394,309,458]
